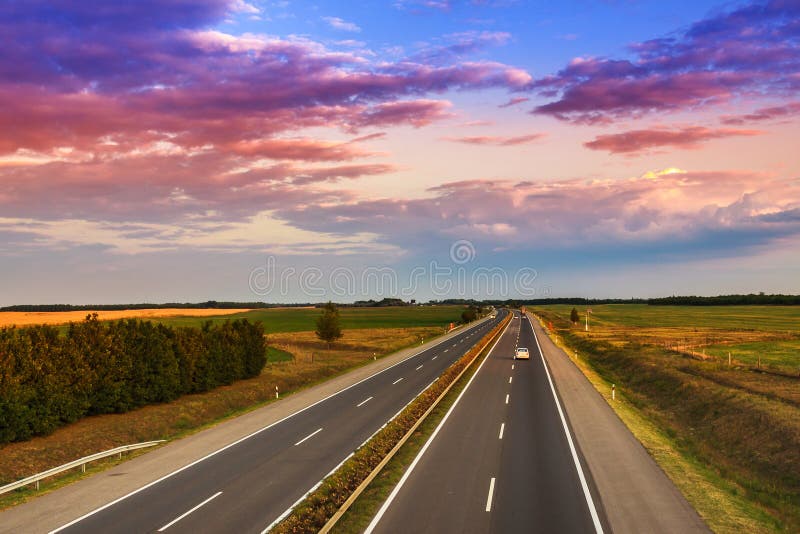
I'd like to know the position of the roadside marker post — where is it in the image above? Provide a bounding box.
[612,384,616,401]
[275,386,279,399]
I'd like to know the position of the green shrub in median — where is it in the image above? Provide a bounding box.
[0,314,266,443]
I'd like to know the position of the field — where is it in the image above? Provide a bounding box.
[533,304,800,532]
[0,324,446,508]
[0,308,250,328]
[151,305,464,333]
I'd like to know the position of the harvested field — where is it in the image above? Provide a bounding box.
[0,308,251,328]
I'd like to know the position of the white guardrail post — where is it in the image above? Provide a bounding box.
[0,440,165,496]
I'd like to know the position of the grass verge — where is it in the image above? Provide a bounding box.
[0,326,441,510]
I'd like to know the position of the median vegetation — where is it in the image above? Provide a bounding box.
[273,313,510,533]
[0,314,266,444]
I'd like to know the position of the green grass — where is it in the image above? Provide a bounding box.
[542,304,800,332]
[151,305,465,334]
[704,340,800,373]
[265,345,293,362]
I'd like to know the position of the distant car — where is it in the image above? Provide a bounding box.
[515,347,530,360]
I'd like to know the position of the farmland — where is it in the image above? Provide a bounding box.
[0,308,249,328]
[151,305,464,333]
[533,304,800,532]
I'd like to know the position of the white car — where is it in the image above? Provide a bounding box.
[514,347,530,360]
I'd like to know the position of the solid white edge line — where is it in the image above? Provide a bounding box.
[485,477,496,512]
[364,316,512,534]
[48,317,493,534]
[357,396,374,407]
[498,423,505,440]
[294,427,323,446]
[157,491,222,532]
[529,315,604,534]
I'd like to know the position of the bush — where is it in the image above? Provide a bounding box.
[0,314,266,444]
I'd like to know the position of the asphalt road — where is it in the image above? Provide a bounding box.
[367,311,605,534]
[48,312,506,534]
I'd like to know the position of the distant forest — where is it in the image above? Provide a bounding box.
[2,294,798,312]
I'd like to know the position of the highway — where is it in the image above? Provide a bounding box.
[367,311,606,534]
[48,312,506,534]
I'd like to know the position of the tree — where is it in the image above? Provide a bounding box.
[570,307,579,325]
[316,302,343,348]
[461,305,478,323]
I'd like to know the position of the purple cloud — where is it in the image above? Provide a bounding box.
[533,1,800,123]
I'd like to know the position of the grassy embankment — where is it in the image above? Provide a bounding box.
[533,304,800,533]
[0,306,463,509]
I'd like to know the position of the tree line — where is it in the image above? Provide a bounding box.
[0,314,266,444]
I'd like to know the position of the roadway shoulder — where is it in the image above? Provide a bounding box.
[527,313,709,534]
[0,317,490,534]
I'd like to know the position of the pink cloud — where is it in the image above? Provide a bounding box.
[351,100,454,129]
[721,101,800,124]
[443,133,545,146]
[498,96,529,108]
[584,126,763,154]
[226,137,374,161]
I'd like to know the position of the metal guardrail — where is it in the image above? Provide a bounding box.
[0,440,165,495]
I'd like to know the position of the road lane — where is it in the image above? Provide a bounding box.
[368,312,603,534]
[50,313,505,534]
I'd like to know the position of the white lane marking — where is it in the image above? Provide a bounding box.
[48,320,499,534]
[294,428,323,446]
[508,376,512,384]
[505,394,509,404]
[157,491,222,532]
[530,317,604,534]
[512,364,515,370]
[498,423,505,440]
[432,355,438,360]
[357,396,373,407]
[392,377,404,385]
[416,364,423,371]
[444,349,449,353]
[485,478,496,512]
[365,318,513,534]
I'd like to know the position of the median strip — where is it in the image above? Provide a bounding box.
[270,313,511,533]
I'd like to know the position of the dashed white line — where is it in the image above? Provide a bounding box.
[512,364,515,370]
[357,396,373,407]
[392,377,404,385]
[498,423,505,440]
[415,364,423,371]
[432,355,438,360]
[508,376,512,384]
[485,478,496,512]
[158,491,222,531]
[294,428,323,446]
[505,394,509,404]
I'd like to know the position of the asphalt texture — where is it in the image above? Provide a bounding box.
[39,313,506,534]
[368,312,604,534]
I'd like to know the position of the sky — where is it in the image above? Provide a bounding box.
[1,0,798,304]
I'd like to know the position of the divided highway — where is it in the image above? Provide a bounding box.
[42,312,506,534]
[367,311,606,534]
